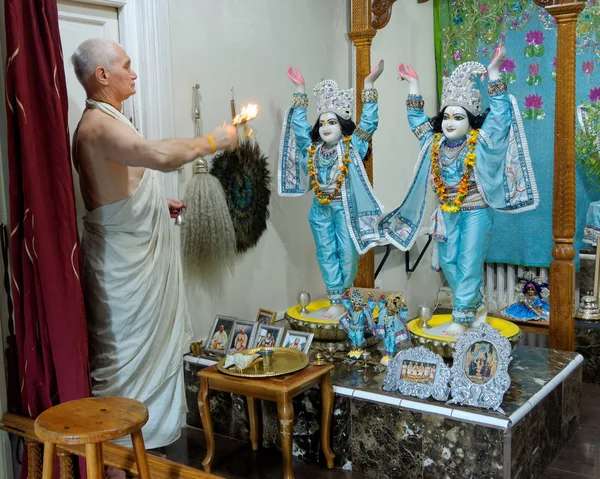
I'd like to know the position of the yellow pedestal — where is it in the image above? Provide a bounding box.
[408,314,522,359]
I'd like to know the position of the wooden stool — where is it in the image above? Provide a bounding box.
[34,397,151,479]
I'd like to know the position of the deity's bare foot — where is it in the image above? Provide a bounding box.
[380,354,391,366]
[323,304,345,319]
[441,322,467,337]
[469,306,488,329]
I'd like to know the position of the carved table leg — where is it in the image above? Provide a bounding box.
[198,376,215,473]
[277,393,295,479]
[57,450,74,479]
[246,396,260,451]
[320,372,335,469]
[26,440,43,479]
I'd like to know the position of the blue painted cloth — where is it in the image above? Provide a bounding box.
[437,1,600,266]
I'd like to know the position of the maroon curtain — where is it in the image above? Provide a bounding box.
[4,0,91,465]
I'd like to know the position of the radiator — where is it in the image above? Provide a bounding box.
[484,263,550,313]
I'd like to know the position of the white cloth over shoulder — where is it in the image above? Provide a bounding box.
[81,100,193,449]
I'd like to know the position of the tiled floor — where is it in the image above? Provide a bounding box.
[541,382,600,479]
[164,382,600,478]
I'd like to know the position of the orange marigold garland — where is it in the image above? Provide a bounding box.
[431,129,479,213]
[307,136,352,205]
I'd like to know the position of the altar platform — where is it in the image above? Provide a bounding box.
[183,345,582,479]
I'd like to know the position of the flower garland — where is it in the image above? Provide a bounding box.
[431,129,479,213]
[307,136,352,205]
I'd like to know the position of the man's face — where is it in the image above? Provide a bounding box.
[319,113,342,145]
[241,328,246,335]
[103,44,137,101]
[219,325,224,332]
[442,106,470,140]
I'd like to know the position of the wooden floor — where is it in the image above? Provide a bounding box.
[163,382,600,478]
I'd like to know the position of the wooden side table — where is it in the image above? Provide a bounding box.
[198,363,335,479]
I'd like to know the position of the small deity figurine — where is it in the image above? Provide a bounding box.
[501,272,549,321]
[370,293,410,366]
[340,289,375,360]
[377,43,539,337]
[278,62,386,319]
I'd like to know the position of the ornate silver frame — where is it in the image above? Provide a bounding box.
[382,346,451,401]
[448,323,512,414]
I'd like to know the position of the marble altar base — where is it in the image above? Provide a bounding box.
[184,345,582,479]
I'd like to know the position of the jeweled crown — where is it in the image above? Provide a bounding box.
[314,79,354,120]
[441,62,487,116]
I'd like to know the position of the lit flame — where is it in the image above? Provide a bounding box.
[233,104,259,125]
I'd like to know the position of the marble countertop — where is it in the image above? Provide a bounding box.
[185,344,582,429]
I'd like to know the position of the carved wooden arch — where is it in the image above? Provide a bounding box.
[351,0,584,352]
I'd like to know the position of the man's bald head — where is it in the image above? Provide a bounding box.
[71,38,121,91]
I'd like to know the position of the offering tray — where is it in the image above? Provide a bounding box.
[216,347,309,378]
[408,314,522,359]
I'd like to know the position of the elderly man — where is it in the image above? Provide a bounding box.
[70,37,237,456]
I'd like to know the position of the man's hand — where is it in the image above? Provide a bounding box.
[166,198,186,219]
[209,125,238,151]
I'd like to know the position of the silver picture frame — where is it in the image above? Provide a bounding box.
[382,346,451,401]
[203,314,238,356]
[226,320,257,355]
[447,323,512,414]
[281,330,314,354]
[249,323,285,348]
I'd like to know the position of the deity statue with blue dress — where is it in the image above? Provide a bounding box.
[376,44,539,337]
[340,289,375,360]
[501,272,550,321]
[370,293,410,366]
[278,62,386,319]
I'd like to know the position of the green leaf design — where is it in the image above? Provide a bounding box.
[534,109,545,121]
[523,109,534,120]
[524,45,535,57]
[534,45,545,57]
[534,75,542,86]
[526,76,535,86]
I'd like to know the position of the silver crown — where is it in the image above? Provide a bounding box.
[441,62,487,116]
[314,79,354,120]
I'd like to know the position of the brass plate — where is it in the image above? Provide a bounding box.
[216,347,309,378]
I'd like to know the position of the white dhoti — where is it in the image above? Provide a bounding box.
[81,100,193,449]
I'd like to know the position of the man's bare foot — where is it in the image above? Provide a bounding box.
[323,304,345,319]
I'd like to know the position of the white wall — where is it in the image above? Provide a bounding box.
[370,0,443,317]
[168,0,352,338]
[168,0,439,338]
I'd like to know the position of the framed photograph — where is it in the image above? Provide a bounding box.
[256,308,277,325]
[281,330,314,354]
[383,346,451,401]
[249,323,285,348]
[204,315,237,356]
[227,320,256,354]
[448,323,512,413]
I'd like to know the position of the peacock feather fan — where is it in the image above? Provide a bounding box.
[210,139,271,254]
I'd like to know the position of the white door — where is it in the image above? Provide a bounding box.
[57,0,120,234]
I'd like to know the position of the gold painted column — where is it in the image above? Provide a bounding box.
[349,0,377,288]
[532,0,585,351]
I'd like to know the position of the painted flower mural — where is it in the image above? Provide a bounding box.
[525,30,545,57]
[523,94,545,120]
[526,63,542,85]
[590,87,600,103]
[500,57,517,83]
[583,61,595,74]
